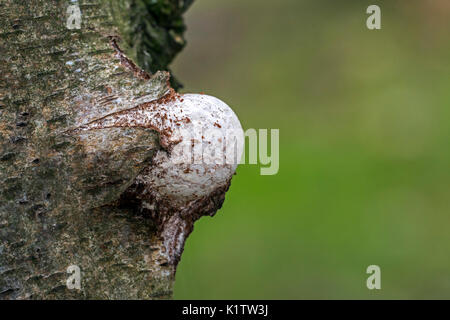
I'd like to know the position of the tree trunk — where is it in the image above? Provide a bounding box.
[0,0,209,299]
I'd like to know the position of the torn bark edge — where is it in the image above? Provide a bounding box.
[65,36,182,151]
[135,179,232,267]
[163,180,232,267]
[111,175,232,269]
[68,87,183,151]
[108,35,152,80]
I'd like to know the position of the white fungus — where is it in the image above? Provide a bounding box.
[74,91,244,264]
[137,93,244,208]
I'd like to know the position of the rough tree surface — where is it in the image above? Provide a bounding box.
[0,0,232,300]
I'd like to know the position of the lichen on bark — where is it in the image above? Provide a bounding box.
[0,0,203,300]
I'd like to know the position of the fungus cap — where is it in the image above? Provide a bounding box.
[139,93,244,207]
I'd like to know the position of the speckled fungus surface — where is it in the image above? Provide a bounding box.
[139,93,244,207]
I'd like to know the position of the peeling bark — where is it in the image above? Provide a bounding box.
[0,0,232,300]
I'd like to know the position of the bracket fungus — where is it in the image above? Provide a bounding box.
[77,88,244,265]
[138,93,244,265]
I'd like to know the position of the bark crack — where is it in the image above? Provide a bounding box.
[109,36,151,81]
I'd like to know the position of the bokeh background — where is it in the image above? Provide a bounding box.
[171,0,450,299]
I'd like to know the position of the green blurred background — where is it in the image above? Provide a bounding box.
[171,0,450,299]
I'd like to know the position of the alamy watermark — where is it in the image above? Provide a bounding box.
[366,5,381,30]
[166,127,279,176]
[66,2,82,30]
[66,265,81,290]
[67,3,382,32]
[242,129,279,175]
[366,265,381,290]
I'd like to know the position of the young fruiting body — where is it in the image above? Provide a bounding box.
[78,90,244,264]
[137,93,244,207]
[137,93,244,264]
